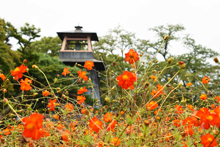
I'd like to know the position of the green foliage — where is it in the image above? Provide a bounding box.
[25,36,62,57]
[0,18,20,74]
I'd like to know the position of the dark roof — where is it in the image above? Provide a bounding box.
[57,26,99,41]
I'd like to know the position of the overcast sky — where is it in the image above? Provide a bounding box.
[1,0,220,59]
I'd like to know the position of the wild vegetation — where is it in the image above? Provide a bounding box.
[0,18,220,146]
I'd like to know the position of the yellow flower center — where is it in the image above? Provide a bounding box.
[14,67,20,72]
[208,137,213,142]
[122,75,129,80]
[206,116,213,121]
[26,123,35,130]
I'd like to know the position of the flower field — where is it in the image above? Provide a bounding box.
[0,36,220,147]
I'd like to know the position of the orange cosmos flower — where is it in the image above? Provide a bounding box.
[175,105,183,114]
[184,126,194,136]
[89,117,103,133]
[117,71,136,89]
[187,104,194,111]
[42,90,50,97]
[200,94,207,100]
[22,113,44,140]
[84,60,94,70]
[47,99,59,111]
[202,76,210,84]
[97,142,104,147]
[201,133,217,147]
[213,108,220,127]
[107,120,117,131]
[214,96,220,103]
[196,108,215,129]
[62,67,70,76]
[11,64,27,81]
[186,83,192,86]
[173,118,181,127]
[125,49,139,64]
[20,78,32,91]
[103,112,113,123]
[77,95,86,104]
[120,111,124,115]
[77,70,88,81]
[61,130,71,142]
[57,123,65,130]
[146,101,158,110]
[53,114,59,120]
[81,109,85,114]
[65,103,74,112]
[150,84,164,98]
[0,73,6,81]
[150,75,157,81]
[3,125,14,135]
[165,133,174,141]
[77,86,88,94]
[111,137,120,146]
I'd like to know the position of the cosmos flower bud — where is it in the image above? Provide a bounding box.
[167,57,173,64]
[164,35,169,41]
[214,57,219,63]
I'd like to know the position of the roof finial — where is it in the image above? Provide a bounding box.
[75,25,83,30]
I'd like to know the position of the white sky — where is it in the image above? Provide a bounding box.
[1,0,220,59]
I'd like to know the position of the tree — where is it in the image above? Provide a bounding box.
[0,18,20,74]
[25,36,62,57]
[148,24,185,60]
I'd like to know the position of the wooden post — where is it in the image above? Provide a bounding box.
[87,36,92,51]
[61,36,67,51]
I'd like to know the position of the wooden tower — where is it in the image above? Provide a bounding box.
[57,26,105,105]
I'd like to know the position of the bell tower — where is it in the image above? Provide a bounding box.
[57,26,105,105]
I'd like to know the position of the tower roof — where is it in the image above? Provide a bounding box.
[57,26,99,41]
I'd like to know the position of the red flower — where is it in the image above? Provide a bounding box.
[200,94,207,100]
[201,133,217,147]
[146,101,158,110]
[65,103,74,112]
[47,99,59,111]
[175,105,183,114]
[77,95,86,104]
[111,137,120,146]
[117,71,136,89]
[42,90,50,97]
[77,70,88,81]
[20,78,32,91]
[187,104,194,111]
[84,60,94,70]
[103,112,113,123]
[77,86,88,94]
[22,113,44,140]
[186,83,192,86]
[184,126,194,136]
[202,76,210,84]
[89,117,103,133]
[107,120,117,131]
[11,64,27,81]
[150,84,164,98]
[0,73,6,81]
[196,108,215,129]
[214,96,220,103]
[61,130,70,142]
[173,118,181,127]
[53,114,59,120]
[125,49,139,64]
[62,67,70,76]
